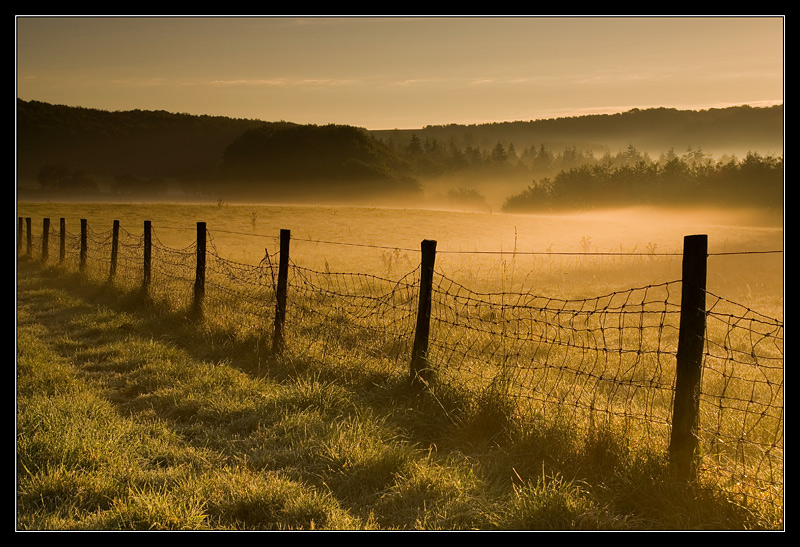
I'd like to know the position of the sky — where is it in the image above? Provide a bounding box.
[15,16,784,130]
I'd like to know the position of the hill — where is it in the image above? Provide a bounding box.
[16,99,783,205]
[16,99,418,201]
[17,99,266,187]
[372,104,784,160]
[217,123,420,201]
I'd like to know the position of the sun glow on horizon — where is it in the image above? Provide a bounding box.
[16,16,783,130]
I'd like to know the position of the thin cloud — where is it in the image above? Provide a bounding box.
[206,77,358,87]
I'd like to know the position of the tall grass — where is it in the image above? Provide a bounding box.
[16,202,783,529]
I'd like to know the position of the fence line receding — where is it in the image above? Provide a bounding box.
[17,216,783,510]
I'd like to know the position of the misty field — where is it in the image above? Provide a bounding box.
[17,199,784,291]
[16,200,783,530]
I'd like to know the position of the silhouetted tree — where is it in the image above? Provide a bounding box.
[406,133,423,156]
[491,142,508,163]
[532,144,553,173]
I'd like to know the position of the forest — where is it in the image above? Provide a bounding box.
[16,99,783,211]
[500,148,783,212]
[217,123,421,200]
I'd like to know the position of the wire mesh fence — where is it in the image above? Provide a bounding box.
[429,274,682,439]
[699,292,784,507]
[285,262,420,370]
[17,216,783,510]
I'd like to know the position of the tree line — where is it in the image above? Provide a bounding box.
[500,148,783,212]
[374,104,783,162]
[18,99,783,210]
[383,133,654,179]
[217,123,420,200]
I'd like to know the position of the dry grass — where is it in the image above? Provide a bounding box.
[16,201,783,530]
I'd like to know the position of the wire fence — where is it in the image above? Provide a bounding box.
[17,216,783,510]
[430,274,682,429]
[700,293,784,504]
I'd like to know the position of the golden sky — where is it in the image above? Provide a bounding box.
[15,16,784,130]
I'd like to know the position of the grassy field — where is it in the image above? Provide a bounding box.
[16,201,783,530]
[16,200,783,304]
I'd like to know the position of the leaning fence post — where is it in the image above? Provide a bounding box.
[109,220,120,280]
[669,233,708,481]
[41,218,50,262]
[26,217,32,256]
[411,239,437,388]
[272,229,291,354]
[143,220,152,293]
[79,219,88,272]
[193,221,207,317]
[59,218,66,264]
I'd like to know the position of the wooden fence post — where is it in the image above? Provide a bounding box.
[193,221,207,317]
[41,218,50,262]
[26,217,32,256]
[411,239,437,388]
[669,234,708,481]
[79,219,88,272]
[272,229,291,354]
[143,220,152,293]
[109,220,120,280]
[18,217,23,255]
[59,218,66,263]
